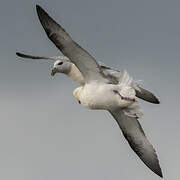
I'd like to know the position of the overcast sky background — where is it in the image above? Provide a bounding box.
[1,0,180,179]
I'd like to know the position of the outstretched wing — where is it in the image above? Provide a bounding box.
[36,5,107,83]
[109,110,163,177]
[16,52,68,61]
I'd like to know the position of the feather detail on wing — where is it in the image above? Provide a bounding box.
[99,65,160,104]
[36,5,110,83]
[16,52,69,61]
[109,110,163,177]
[135,87,160,104]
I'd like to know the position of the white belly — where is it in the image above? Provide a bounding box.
[73,83,136,110]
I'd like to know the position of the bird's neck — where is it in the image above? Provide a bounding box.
[67,64,85,85]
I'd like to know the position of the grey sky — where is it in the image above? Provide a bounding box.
[1,0,180,179]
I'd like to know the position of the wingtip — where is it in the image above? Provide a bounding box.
[36,5,48,20]
[157,169,163,178]
[155,166,163,178]
[36,4,41,11]
[16,52,21,57]
[148,157,163,178]
[152,94,160,104]
[142,152,163,178]
[16,52,27,58]
[153,97,160,104]
[145,151,163,178]
[135,87,161,104]
[35,4,53,30]
[36,4,44,17]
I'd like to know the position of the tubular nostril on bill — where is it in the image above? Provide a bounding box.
[51,68,56,76]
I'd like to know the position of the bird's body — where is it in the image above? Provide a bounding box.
[67,63,85,85]
[74,83,132,110]
[16,5,163,178]
[73,69,138,110]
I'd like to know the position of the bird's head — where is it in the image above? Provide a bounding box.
[51,60,71,76]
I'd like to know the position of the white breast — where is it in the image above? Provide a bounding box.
[73,85,96,109]
[73,82,137,111]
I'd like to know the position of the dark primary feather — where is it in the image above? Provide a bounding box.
[16,52,51,60]
[109,110,163,177]
[135,87,160,104]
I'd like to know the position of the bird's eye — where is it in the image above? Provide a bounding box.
[57,62,63,65]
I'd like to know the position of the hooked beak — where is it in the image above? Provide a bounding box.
[51,68,56,76]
